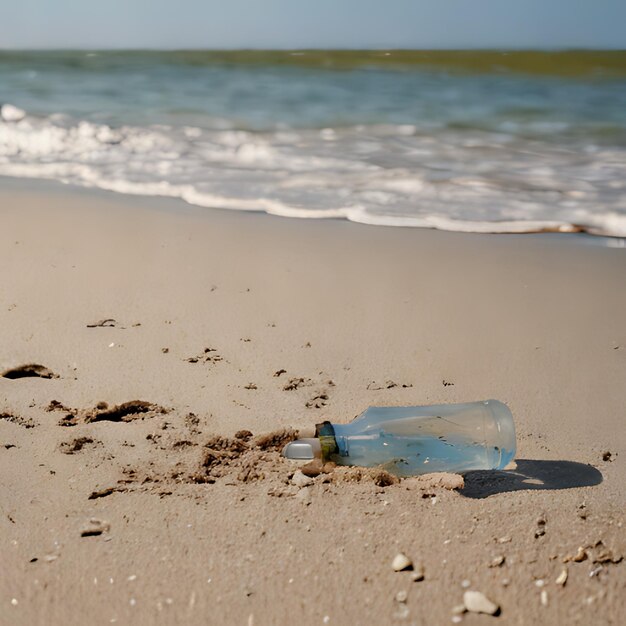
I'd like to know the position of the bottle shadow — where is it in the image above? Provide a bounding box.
[460,459,603,499]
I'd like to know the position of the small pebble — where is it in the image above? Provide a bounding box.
[461,579,471,588]
[540,590,548,607]
[555,569,568,586]
[291,471,314,488]
[497,536,512,544]
[567,547,588,563]
[451,617,462,624]
[535,579,545,588]
[300,459,323,478]
[395,590,408,603]
[392,553,413,572]
[489,555,505,568]
[80,518,110,537]
[11,598,18,606]
[463,591,500,615]
[411,564,425,582]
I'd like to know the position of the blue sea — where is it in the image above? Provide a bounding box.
[1,50,625,236]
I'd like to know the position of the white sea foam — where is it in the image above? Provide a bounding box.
[1,107,625,238]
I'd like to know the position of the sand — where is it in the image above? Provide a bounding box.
[1,179,625,625]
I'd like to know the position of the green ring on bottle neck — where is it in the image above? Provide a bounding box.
[315,421,338,461]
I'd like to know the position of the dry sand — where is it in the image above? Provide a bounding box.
[1,179,625,625]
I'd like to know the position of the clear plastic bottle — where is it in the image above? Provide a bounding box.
[283,400,516,477]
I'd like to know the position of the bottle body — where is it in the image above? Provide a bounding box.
[328,400,515,476]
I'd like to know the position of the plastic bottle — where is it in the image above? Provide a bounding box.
[282,400,516,476]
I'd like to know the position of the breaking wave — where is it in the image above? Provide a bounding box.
[1,106,625,237]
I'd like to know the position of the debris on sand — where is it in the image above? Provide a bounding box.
[555,569,568,586]
[181,428,299,486]
[564,546,588,563]
[49,399,167,426]
[86,318,117,328]
[2,364,58,379]
[403,472,465,491]
[300,459,336,478]
[185,348,223,364]
[410,563,425,581]
[366,380,412,390]
[282,377,311,391]
[463,590,500,615]
[80,518,110,537]
[395,590,408,603]
[1,411,36,429]
[563,539,624,565]
[46,400,73,413]
[59,437,99,454]
[253,429,298,451]
[305,393,328,409]
[333,466,399,487]
[86,400,166,423]
[291,470,314,488]
[58,414,80,427]
[88,486,125,500]
[589,540,623,564]
[392,553,413,572]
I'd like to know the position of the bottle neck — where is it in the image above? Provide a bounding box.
[314,421,339,461]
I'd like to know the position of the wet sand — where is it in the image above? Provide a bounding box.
[1,180,625,625]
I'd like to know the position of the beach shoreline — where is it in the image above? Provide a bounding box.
[1,180,624,625]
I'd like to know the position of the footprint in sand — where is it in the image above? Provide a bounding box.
[49,400,168,426]
[185,348,224,364]
[1,411,36,428]
[2,364,58,379]
[305,393,329,409]
[59,436,101,455]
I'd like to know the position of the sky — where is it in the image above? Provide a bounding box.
[1,0,625,50]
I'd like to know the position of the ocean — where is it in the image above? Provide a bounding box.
[1,50,625,236]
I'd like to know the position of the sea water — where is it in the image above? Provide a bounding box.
[1,50,625,237]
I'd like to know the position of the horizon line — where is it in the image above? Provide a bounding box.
[2,46,625,52]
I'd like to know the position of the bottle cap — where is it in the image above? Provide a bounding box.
[282,438,321,460]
